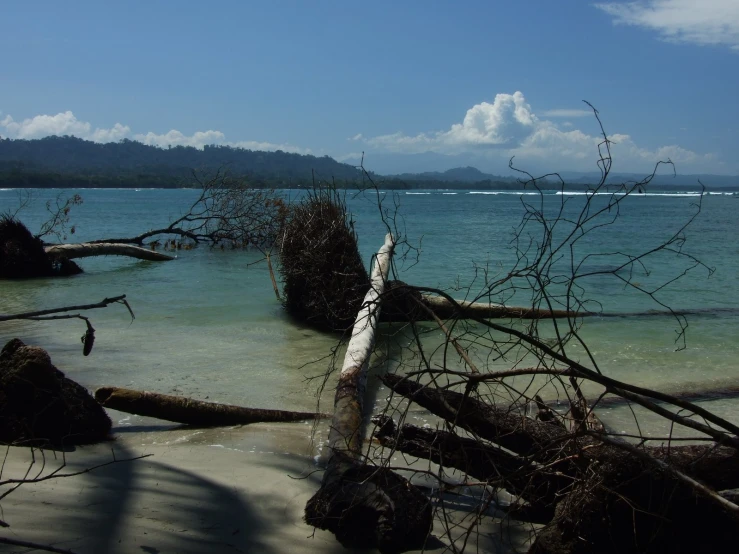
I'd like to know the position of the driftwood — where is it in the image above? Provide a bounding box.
[0,295,130,323]
[381,375,739,553]
[45,243,174,262]
[94,387,327,426]
[418,293,584,320]
[305,234,433,553]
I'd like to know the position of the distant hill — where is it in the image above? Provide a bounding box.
[1,136,737,190]
[0,135,364,188]
[388,166,512,183]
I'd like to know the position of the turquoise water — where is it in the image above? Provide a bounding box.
[2,187,738,445]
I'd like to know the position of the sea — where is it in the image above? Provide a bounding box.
[1,187,738,452]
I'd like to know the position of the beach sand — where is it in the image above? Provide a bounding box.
[0,415,536,554]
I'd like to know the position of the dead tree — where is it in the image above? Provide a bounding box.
[305,233,434,553]
[309,106,737,553]
[88,169,287,248]
[4,172,286,272]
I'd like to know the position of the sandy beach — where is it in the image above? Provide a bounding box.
[0,413,535,554]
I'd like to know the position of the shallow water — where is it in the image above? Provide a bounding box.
[1,187,738,449]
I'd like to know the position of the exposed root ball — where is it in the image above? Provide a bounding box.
[305,461,433,553]
[0,215,82,278]
[0,338,111,446]
[530,447,739,554]
[278,188,369,331]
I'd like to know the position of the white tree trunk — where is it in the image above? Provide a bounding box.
[326,232,395,458]
[45,243,175,262]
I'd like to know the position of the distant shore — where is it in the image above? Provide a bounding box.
[3,178,736,193]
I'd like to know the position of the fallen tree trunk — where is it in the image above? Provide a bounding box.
[382,375,739,552]
[382,373,570,459]
[419,294,585,320]
[305,234,433,553]
[323,233,395,457]
[372,415,561,521]
[46,243,175,262]
[383,284,725,323]
[94,387,327,426]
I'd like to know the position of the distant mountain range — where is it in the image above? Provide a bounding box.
[0,136,737,189]
[385,166,738,188]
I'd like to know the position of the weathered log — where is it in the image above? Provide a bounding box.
[383,375,739,552]
[383,375,739,485]
[45,243,175,262]
[94,387,327,426]
[305,234,434,553]
[382,373,570,460]
[372,415,561,519]
[419,294,584,320]
[380,283,586,322]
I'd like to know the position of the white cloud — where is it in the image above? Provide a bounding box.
[134,129,226,148]
[0,110,311,154]
[366,92,538,153]
[358,91,718,172]
[230,140,312,155]
[91,123,131,143]
[595,0,739,50]
[348,133,363,141]
[514,124,714,168]
[0,111,131,141]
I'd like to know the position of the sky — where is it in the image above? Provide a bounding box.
[1,0,738,176]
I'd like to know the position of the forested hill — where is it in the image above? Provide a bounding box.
[0,135,364,188]
[1,136,735,191]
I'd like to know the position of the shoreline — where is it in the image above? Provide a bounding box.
[1,421,536,554]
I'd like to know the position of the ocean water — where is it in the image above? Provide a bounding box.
[1,187,738,449]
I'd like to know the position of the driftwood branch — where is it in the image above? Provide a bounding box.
[45,243,174,262]
[0,295,132,323]
[418,293,585,320]
[94,387,328,426]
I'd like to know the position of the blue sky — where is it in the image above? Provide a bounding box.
[1,0,738,175]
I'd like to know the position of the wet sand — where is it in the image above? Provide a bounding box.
[0,417,536,554]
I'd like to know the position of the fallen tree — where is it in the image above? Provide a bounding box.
[303,107,738,553]
[88,170,287,248]
[304,233,434,553]
[3,172,287,276]
[94,386,329,426]
[45,243,174,263]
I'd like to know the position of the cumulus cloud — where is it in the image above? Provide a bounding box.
[358,91,717,172]
[0,111,131,141]
[366,92,538,153]
[595,0,739,50]
[230,140,312,155]
[0,110,311,154]
[134,129,226,149]
[513,124,714,168]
